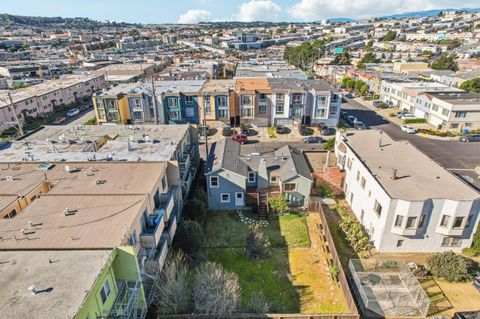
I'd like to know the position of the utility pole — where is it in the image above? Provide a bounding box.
[202,94,209,159]
[6,92,24,137]
[150,76,158,124]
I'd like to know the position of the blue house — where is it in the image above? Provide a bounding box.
[154,80,205,125]
[204,138,313,215]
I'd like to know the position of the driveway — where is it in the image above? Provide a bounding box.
[341,97,480,191]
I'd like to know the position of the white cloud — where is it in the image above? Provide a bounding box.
[234,0,282,22]
[178,9,212,24]
[288,0,480,21]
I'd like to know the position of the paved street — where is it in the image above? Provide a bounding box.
[341,97,480,191]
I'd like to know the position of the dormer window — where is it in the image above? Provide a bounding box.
[248,172,256,183]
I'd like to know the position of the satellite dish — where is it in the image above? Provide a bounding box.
[129,135,134,141]
[145,135,150,142]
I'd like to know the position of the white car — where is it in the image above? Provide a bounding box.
[401,125,417,134]
[400,113,415,120]
[66,108,80,117]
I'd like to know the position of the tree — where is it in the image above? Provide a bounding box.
[193,262,240,316]
[154,252,191,315]
[422,50,433,57]
[382,30,397,41]
[330,51,351,65]
[431,53,458,71]
[360,84,369,96]
[459,78,480,93]
[268,195,288,215]
[357,52,380,69]
[283,39,326,70]
[246,225,271,260]
[341,77,353,88]
[345,79,355,90]
[174,220,204,256]
[365,40,374,51]
[183,189,208,222]
[354,79,366,92]
[323,138,335,151]
[426,251,478,282]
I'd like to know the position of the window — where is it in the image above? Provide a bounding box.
[276,103,284,114]
[270,176,277,182]
[356,171,360,181]
[346,158,352,170]
[241,107,253,118]
[276,93,284,101]
[276,94,284,114]
[161,176,167,190]
[349,192,354,204]
[450,123,459,129]
[374,200,382,217]
[397,240,404,247]
[360,177,366,189]
[329,104,337,114]
[466,215,473,228]
[100,280,111,304]
[454,111,467,118]
[210,176,219,188]
[293,94,302,104]
[166,98,178,107]
[185,107,194,118]
[406,217,417,229]
[185,96,194,105]
[394,215,404,227]
[432,104,439,111]
[453,217,464,229]
[465,122,473,127]
[217,96,227,107]
[218,109,228,119]
[440,215,450,227]
[284,183,296,191]
[241,95,252,106]
[248,172,256,183]
[360,210,365,222]
[169,110,180,120]
[259,93,267,102]
[418,215,426,228]
[316,96,327,107]
[204,95,211,114]
[220,193,230,203]
[258,104,267,115]
[442,236,462,247]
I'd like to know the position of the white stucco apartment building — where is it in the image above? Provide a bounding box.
[335,129,480,253]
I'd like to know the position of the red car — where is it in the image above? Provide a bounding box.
[231,134,248,144]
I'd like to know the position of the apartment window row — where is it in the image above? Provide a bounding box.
[440,215,472,229]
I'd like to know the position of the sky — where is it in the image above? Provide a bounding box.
[1,0,479,24]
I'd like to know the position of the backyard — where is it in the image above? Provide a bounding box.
[203,210,349,314]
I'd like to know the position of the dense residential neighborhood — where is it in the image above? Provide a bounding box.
[1,2,480,319]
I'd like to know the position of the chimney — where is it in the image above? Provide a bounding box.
[391,168,398,180]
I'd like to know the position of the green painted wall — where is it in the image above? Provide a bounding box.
[75,247,146,319]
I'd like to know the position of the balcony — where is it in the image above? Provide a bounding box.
[179,153,191,178]
[140,213,164,249]
[154,193,174,221]
[109,280,147,319]
[143,241,169,277]
[167,216,177,245]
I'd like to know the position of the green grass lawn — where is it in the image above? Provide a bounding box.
[204,211,309,248]
[203,211,310,312]
[206,248,300,313]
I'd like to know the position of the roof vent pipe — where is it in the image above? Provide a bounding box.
[391,168,398,180]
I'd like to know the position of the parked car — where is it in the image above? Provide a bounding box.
[373,101,388,108]
[80,104,92,112]
[276,125,290,134]
[240,124,251,135]
[396,110,409,118]
[340,111,348,120]
[52,117,67,125]
[222,125,233,137]
[400,113,416,120]
[345,93,354,99]
[303,136,324,144]
[198,125,210,137]
[66,108,80,117]
[354,121,367,130]
[459,134,480,142]
[298,125,310,136]
[231,133,248,144]
[347,115,357,126]
[320,127,336,136]
[401,125,417,134]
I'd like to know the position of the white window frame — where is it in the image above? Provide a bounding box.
[248,172,256,183]
[210,176,219,188]
[185,95,194,105]
[220,193,230,203]
[284,183,296,192]
[100,280,111,304]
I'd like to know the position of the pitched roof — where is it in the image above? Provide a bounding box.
[275,145,312,181]
[205,138,248,176]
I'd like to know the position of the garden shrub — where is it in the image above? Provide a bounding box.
[268,195,288,215]
[404,118,426,124]
[426,251,478,282]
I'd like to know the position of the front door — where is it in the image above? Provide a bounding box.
[235,192,244,206]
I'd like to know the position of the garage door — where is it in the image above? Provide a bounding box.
[275,119,293,126]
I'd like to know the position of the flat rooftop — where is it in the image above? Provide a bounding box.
[0,250,111,319]
[427,91,480,105]
[0,124,191,162]
[0,74,103,108]
[0,194,146,249]
[341,130,479,200]
[202,79,235,93]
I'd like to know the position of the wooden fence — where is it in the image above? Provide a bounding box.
[309,201,359,318]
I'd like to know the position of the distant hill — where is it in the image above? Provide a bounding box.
[379,7,480,19]
[327,18,358,23]
[0,13,139,28]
